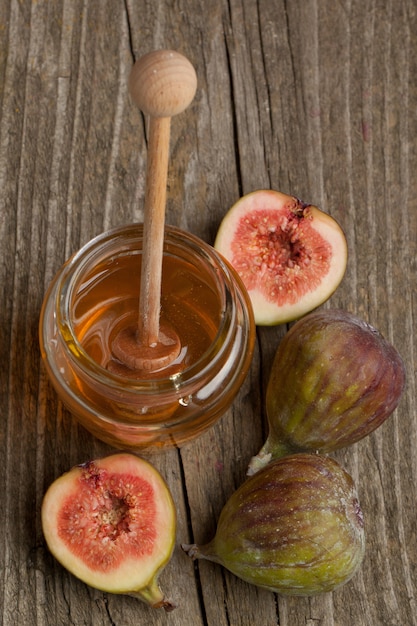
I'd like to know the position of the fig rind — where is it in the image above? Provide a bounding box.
[41,453,176,610]
[214,190,348,325]
[248,309,406,474]
[183,454,365,596]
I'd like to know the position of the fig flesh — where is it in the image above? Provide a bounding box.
[183,453,365,596]
[248,309,406,474]
[214,190,347,325]
[41,453,176,611]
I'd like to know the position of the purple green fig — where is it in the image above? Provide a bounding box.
[248,309,406,475]
[182,453,365,596]
[41,453,176,611]
[214,190,348,325]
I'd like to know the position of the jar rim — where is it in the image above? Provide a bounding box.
[55,223,241,395]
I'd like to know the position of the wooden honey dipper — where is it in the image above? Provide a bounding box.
[109,50,197,374]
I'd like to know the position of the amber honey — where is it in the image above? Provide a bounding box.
[39,224,255,449]
[73,252,221,376]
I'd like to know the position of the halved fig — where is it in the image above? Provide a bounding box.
[214,190,348,325]
[41,453,176,611]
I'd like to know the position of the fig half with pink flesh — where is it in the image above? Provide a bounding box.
[248,309,406,475]
[41,453,176,611]
[214,190,347,325]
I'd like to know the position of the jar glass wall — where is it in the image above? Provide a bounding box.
[39,224,255,449]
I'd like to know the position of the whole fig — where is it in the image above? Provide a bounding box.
[248,309,406,474]
[182,454,365,596]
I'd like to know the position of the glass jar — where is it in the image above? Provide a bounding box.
[39,224,255,449]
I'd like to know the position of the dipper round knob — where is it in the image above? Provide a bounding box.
[129,49,197,118]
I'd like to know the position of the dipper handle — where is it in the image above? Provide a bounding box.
[109,50,197,375]
[130,50,197,347]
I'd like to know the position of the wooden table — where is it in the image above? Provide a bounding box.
[1,1,416,625]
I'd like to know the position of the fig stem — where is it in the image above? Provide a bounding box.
[181,542,221,564]
[181,543,200,560]
[247,438,293,475]
[247,451,272,476]
[130,579,176,611]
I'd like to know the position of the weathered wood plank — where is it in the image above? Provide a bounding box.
[0,0,416,624]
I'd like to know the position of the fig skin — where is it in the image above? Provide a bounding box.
[248,309,406,475]
[182,453,365,596]
[41,453,176,611]
[214,189,348,325]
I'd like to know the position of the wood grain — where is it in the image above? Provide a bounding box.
[1,1,416,625]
